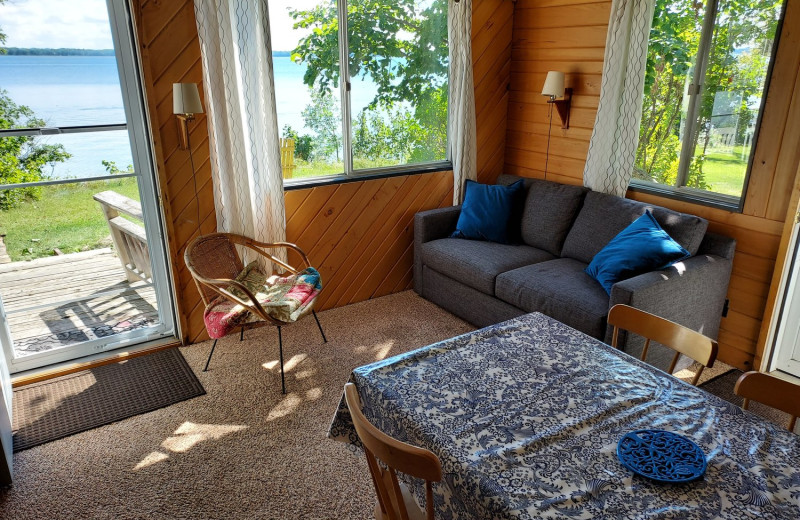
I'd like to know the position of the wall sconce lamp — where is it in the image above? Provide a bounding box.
[541,71,572,129]
[173,83,204,150]
[173,82,204,228]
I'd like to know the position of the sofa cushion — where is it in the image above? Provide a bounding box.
[452,179,525,244]
[519,179,589,255]
[421,238,556,295]
[496,175,589,250]
[495,258,610,339]
[561,192,708,264]
[586,211,691,294]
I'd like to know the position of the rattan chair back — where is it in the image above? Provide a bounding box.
[185,234,245,306]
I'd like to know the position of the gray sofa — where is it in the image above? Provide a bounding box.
[413,175,736,370]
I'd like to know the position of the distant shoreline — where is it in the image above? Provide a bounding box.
[2,48,293,57]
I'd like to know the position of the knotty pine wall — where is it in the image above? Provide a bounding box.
[505,0,800,370]
[132,0,512,342]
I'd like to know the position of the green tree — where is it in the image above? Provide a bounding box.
[302,89,342,161]
[0,90,71,209]
[289,0,448,162]
[102,160,134,175]
[635,0,782,192]
[282,125,314,162]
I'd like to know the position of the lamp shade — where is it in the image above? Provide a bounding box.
[173,83,204,115]
[541,71,565,98]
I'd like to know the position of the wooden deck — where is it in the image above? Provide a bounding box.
[0,248,158,359]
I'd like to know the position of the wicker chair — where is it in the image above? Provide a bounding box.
[184,233,327,393]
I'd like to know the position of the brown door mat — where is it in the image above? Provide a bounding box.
[12,347,205,452]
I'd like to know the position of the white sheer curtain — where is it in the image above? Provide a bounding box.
[583,0,655,197]
[193,0,286,255]
[448,0,477,204]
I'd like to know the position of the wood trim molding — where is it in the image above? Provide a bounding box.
[755,161,800,368]
[11,341,182,388]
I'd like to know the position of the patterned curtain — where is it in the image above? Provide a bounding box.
[448,0,477,204]
[583,0,655,197]
[193,0,286,261]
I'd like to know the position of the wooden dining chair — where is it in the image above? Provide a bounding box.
[343,383,442,520]
[734,371,800,432]
[608,304,718,385]
[185,233,327,393]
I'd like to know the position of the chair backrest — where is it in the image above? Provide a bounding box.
[343,383,442,520]
[608,304,718,385]
[734,371,800,432]
[184,233,245,306]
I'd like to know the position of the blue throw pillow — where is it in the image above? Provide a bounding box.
[452,180,524,244]
[586,210,690,294]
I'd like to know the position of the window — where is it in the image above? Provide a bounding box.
[267,0,449,184]
[633,0,784,207]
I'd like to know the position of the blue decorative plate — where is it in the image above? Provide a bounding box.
[617,429,707,483]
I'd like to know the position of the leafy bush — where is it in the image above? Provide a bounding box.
[1,90,70,209]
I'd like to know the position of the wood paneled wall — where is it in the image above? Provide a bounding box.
[504,0,609,184]
[505,0,800,370]
[132,0,512,342]
[285,173,454,312]
[134,0,216,343]
[474,0,515,183]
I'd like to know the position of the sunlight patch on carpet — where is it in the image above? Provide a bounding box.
[135,422,248,470]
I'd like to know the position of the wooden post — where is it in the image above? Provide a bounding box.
[280,138,296,179]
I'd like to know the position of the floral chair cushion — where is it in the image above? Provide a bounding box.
[203,262,322,339]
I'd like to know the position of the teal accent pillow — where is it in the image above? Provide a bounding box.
[586,210,690,294]
[451,180,524,244]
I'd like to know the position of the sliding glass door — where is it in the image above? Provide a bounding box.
[0,0,176,373]
[772,218,800,378]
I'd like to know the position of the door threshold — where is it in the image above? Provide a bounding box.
[767,369,800,386]
[11,336,182,388]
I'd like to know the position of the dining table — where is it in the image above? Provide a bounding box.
[328,312,800,519]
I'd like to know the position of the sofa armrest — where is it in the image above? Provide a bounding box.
[606,253,733,371]
[415,205,461,244]
[697,231,736,260]
[413,205,461,294]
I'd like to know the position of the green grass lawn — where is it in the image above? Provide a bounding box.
[700,145,749,197]
[287,158,401,179]
[0,177,141,262]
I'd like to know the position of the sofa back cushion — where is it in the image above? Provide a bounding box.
[561,191,708,264]
[496,175,589,255]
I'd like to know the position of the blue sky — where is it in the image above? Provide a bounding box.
[1,0,113,48]
[0,0,316,51]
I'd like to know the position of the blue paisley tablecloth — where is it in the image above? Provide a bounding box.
[328,312,800,519]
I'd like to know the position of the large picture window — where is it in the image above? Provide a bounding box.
[267,0,449,183]
[633,0,784,206]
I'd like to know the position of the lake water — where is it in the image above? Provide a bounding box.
[0,55,375,180]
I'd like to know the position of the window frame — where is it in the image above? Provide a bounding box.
[280,0,452,189]
[630,0,787,212]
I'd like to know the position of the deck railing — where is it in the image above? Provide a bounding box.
[93,190,152,283]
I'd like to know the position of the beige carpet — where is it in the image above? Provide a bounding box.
[0,292,786,519]
[0,291,473,520]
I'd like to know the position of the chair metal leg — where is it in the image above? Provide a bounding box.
[240,326,245,341]
[278,326,286,394]
[312,310,328,343]
[203,339,218,372]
